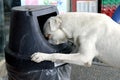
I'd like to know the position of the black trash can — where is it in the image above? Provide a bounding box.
[0,0,4,53]
[5,5,74,80]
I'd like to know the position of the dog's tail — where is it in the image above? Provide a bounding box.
[0,59,7,77]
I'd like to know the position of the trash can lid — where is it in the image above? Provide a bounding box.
[12,5,56,11]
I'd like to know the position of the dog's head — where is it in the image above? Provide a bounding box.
[43,17,68,45]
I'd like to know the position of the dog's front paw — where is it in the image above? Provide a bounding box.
[31,52,48,63]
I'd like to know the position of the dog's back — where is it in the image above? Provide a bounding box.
[57,12,120,29]
[57,12,120,68]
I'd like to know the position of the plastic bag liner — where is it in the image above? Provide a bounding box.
[6,63,71,80]
[5,5,76,80]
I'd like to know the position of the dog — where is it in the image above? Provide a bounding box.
[31,12,120,68]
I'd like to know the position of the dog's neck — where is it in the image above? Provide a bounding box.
[60,27,72,39]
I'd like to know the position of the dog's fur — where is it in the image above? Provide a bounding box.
[31,12,120,68]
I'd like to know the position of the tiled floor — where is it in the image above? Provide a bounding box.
[71,64,120,80]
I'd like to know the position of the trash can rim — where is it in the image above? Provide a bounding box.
[12,5,56,12]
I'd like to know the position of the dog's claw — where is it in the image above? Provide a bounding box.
[31,52,49,63]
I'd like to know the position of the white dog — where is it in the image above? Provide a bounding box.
[31,12,120,68]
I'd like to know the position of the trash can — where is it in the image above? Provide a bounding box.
[5,5,75,80]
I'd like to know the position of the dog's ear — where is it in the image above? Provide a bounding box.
[49,17,62,31]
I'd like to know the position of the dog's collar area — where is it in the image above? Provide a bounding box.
[68,38,74,43]
[59,27,70,39]
[60,28,74,45]
[59,27,74,44]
